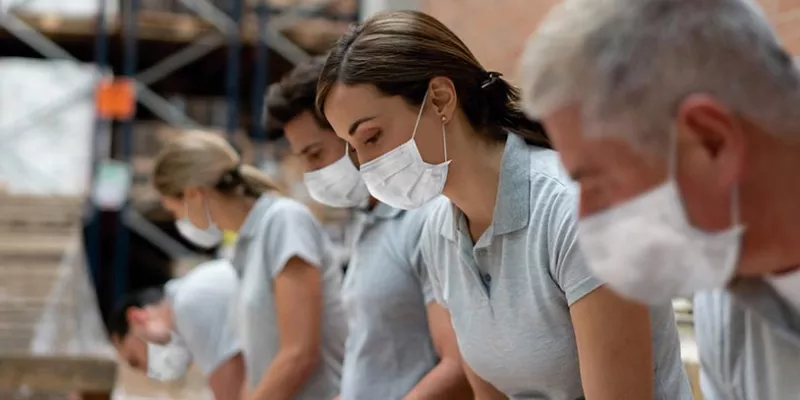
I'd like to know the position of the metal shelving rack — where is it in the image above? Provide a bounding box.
[0,0,357,312]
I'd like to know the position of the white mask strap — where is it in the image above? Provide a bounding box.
[731,184,740,226]
[442,120,448,161]
[411,90,429,140]
[344,142,350,157]
[204,197,214,227]
[668,127,678,179]
[186,195,214,228]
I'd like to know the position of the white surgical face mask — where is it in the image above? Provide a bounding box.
[360,91,450,210]
[146,333,193,382]
[577,130,745,304]
[303,143,370,208]
[767,270,800,311]
[175,197,223,248]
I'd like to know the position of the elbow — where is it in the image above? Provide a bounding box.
[439,356,471,386]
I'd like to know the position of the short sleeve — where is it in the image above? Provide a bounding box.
[173,268,241,376]
[419,214,446,308]
[408,215,436,306]
[262,200,325,278]
[549,189,604,306]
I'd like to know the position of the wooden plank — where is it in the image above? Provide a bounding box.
[7,9,350,48]
[0,237,74,256]
[0,355,116,392]
[0,194,83,208]
[12,13,116,38]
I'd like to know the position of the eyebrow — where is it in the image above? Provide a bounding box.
[298,142,322,156]
[348,116,377,136]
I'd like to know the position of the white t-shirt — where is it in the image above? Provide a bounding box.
[232,195,346,399]
[165,259,241,376]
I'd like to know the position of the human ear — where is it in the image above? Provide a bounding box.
[428,77,457,122]
[676,94,746,188]
[127,307,148,328]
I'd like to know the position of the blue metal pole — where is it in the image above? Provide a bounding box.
[225,0,243,139]
[251,1,269,163]
[87,0,109,290]
[113,0,139,305]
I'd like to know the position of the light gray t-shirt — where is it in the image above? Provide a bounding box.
[694,282,800,400]
[165,259,240,376]
[420,133,692,400]
[232,195,347,399]
[340,201,438,400]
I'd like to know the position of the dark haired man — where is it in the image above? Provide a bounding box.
[109,259,243,399]
[266,57,472,399]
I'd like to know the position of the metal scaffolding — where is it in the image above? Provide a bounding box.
[0,0,355,308]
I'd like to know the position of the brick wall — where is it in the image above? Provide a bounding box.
[421,0,800,80]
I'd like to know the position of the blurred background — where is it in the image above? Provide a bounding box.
[1,0,798,398]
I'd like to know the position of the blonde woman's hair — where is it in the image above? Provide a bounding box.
[152,130,282,198]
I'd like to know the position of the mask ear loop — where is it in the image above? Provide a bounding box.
[668,126,678,179]
[412,89,450,164]
[411,90,429,140]
[201,194,215,228]
[730,178,740,227]
[441,115,449,162]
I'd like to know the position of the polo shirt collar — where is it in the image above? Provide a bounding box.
[370,202,404,220]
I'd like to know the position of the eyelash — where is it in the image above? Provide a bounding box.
[364,130,381,146]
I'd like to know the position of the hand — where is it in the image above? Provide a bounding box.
[333,396,341,400]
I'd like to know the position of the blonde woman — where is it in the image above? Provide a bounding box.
[152,131,346,400]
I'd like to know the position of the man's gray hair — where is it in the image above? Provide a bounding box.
[520,0,800,152]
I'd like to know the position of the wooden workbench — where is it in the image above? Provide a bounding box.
[0,354,117,399]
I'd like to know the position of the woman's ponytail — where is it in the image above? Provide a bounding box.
[238,164,284,196]
[480,73,552,149]
[214,164,284,198]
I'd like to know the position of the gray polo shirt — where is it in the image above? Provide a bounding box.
[232,195,347,399]
[340,201,439,400]
[420,133,692,399]
[694,281,800,399]
[165,259,240,376]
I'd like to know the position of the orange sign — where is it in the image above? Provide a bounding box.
[96,78,135,119]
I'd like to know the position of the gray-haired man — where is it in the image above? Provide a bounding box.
[520,0,800,399]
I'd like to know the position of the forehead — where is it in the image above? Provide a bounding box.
[283,111,328,150]
[323,84,396,133]
[542,106,653,176]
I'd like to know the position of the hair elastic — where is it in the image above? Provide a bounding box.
[480,71,503,89]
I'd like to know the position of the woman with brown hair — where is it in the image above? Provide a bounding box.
[151,131,347,400]
[316,10,692,400]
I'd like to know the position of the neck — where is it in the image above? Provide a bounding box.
[220,195,257,232]
[367,196,379,211]
[159,300,175,330]
[442,121,506,238]
[738,136,800,277]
